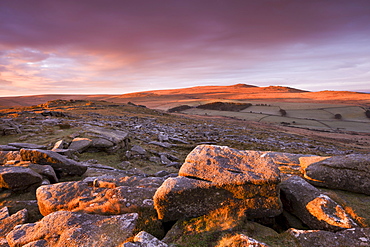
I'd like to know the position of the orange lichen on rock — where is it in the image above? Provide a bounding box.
[306,195,357,229]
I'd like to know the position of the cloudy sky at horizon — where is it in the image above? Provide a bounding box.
[1,0,370,97]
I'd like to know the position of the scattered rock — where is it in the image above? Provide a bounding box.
[149,156,161,164]
[8,143,47,150]
[160,154,172,165]
[154,170,170,177]
[0,120,21,135]
[0,208,28,238]
[0,166,42,191]
[302,154,370,195]
[158,132,169,142]
[40,110,66,117]
[90,137,115,150]
[0,146,18,152]
[123,231,168,247]
[287,227,370,247]
[280,176,358,231]
[168,137,189,144]
[51,140,68,150]
[118,161,132,169]
[83,126,130,152]
[0,151,21,165]
[0,207,8,221]
[6,211,138,247]
[148,141,173,148]
[68,137,92,153]
[2,200,42,223]
[12,162,58,184]
[19,149,87,177]
[131,145,147,155]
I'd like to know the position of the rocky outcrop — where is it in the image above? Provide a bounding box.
[280,176,358,231]
[0,120,21,136]
[35,175,166,239]
[302,154,370,195]
[0,166,42,191]
[82,126,129,153]
[0,208,28,238]
[1,98,368,246]
[19,149,87,176]
[36,175,165,216]
[6,211,138,247]
[0,151,21,165]
[154,145,282,222]
[51,126,130,155]
[287,228,370,247]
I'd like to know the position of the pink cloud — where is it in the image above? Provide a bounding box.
[1,0,370,95]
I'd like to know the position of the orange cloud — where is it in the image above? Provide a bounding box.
[0,0,370,95]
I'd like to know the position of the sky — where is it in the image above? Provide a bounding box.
[1,0,370,97]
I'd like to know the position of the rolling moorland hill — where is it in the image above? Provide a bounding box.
[1,84,370,136]
[1,84,370,110]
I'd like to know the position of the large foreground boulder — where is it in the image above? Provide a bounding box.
[36,176,165,216]
[280,176,358,231]
[6,211,138,247]
[154,145,282,222]
[301,154,370,195]
[20,149,87,176]
[36,175,166,238]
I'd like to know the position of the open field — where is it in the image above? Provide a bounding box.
[179,101,370,133]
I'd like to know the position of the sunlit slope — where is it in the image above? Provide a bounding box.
[1,84,369,109]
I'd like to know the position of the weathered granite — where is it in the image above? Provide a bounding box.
[280,176,358,231]
[6,211,138,247]
[154,145,282,222]
[302,154,370,195]
[19,149,87,176]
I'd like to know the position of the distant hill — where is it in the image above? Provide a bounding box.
[0,84,369,109]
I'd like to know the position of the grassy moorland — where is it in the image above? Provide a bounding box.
[1,84,370,154]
